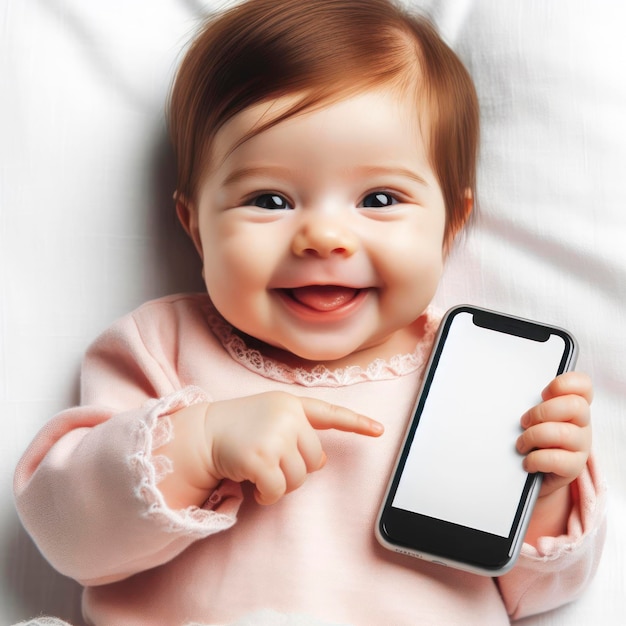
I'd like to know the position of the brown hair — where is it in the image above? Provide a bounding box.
[168,0,479,239]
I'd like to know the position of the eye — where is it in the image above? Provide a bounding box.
[360,192,399,209]
[249,193,292,210]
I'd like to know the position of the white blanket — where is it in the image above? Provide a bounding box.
[1,1,624,624]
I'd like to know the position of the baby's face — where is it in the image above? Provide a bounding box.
[191,89,447,367]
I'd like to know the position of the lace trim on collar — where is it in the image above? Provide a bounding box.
[202,302,440,387]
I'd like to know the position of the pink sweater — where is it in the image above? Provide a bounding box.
[14,294,606,626]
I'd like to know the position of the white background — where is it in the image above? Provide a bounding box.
[1,1,625,624]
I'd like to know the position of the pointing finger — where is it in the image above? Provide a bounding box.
[299,397,384,437]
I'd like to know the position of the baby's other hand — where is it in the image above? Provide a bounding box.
[516,371,592,497]
[204,392,383,505]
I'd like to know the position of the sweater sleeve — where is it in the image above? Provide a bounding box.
[497,454,607,621]
[13,309,243,586]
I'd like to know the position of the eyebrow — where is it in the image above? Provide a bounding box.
[358,166,430,187]
[222,165,430,188]
[222,166,292,187]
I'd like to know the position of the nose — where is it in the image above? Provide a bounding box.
[291,215,359,258]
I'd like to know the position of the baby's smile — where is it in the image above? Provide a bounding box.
[281,285,364,312]
[274,285,370,321]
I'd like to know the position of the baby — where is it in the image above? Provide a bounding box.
[14,1,605,625]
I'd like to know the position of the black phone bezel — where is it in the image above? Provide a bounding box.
[377,305,576,573]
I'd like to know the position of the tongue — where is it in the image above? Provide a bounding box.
[289,286,359,311]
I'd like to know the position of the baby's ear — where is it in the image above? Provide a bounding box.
[443,188,473,256]
[175,191,203,259]
[462,188,474,225]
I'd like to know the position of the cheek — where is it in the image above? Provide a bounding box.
[376,231,445,320]
[202,219,277,294]
[395,252,444,297]
[385,225,445,281]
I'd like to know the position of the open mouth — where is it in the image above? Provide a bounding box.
[282,285,363,312]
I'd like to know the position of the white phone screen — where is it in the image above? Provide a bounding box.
[392,311,566,537]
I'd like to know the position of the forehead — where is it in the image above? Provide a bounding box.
[208,87,429,171]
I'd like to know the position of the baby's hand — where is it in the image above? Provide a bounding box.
[202,392,383,505]
[516,371,593,497]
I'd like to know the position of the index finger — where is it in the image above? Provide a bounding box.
[300,397,384,437]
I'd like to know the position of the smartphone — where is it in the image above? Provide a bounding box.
[376,305,578,576]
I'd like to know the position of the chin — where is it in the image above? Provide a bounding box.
[292,347,353,364]
[268,337,353,363]
[289,339,379,366]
